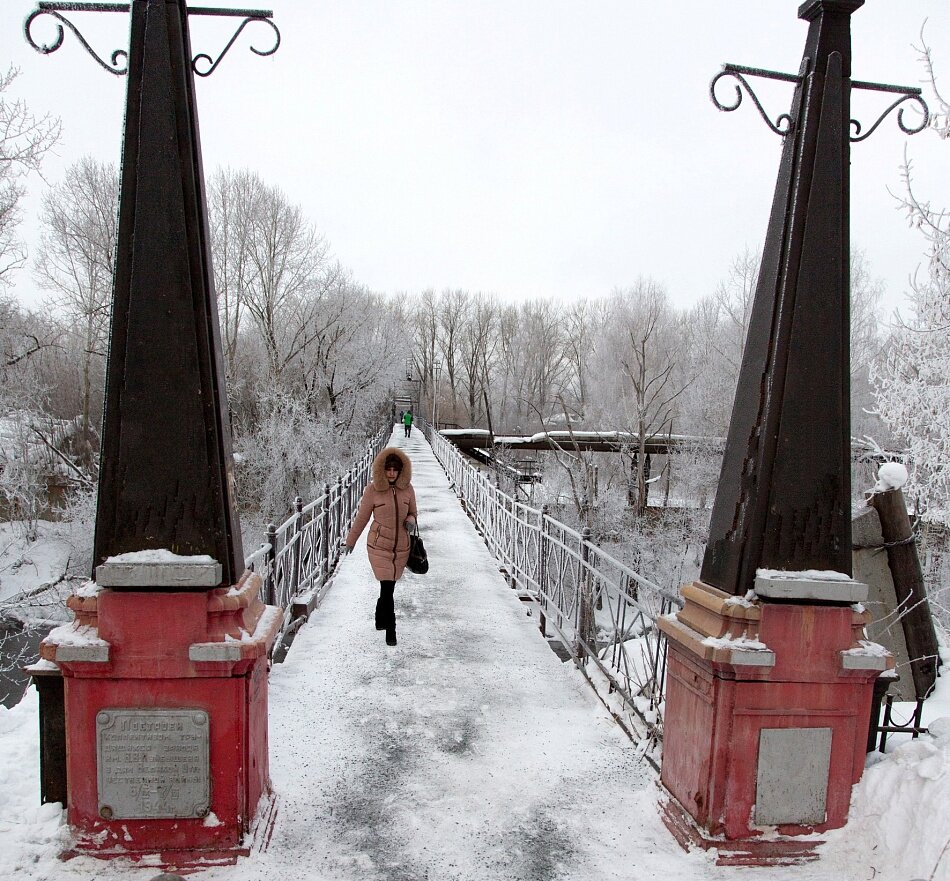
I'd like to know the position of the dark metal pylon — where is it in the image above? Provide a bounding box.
[701,0,928,597]
[26,0,280,587]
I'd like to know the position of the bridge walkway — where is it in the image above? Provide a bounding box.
[230,427,681,880]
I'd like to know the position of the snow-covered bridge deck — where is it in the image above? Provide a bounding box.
[252,427,669,879]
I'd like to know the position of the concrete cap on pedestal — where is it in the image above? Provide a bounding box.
[754,571,868,604]
[96,552,222,588]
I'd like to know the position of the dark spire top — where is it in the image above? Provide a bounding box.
[700,0,864,595]
[93,0,243,585]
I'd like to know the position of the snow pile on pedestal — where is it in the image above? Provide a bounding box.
[756,568,852,582]
[43,621,107,648]
[700,633,769,652]
[105,549,217,564]
[871,462,909,494]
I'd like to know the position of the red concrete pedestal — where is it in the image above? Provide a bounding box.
[658,581,892,866]
[40,571,281,867]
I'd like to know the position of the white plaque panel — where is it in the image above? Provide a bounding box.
[96,708,210,819]
[755,727,832,826]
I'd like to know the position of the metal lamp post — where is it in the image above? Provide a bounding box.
[432,363,443,430]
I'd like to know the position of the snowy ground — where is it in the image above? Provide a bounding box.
[0,520,79,705]
[1,428,949,880]
[0,520,78,607]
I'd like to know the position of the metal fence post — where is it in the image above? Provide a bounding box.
[264,522,277,606]
[577,526,595,664]
[346,472,352,534]
[291,495,303,597]
[538,504,549,637]
[335,475,344,559]
[320,483,330,587]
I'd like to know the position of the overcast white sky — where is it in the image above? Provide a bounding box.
[4,1,949,316]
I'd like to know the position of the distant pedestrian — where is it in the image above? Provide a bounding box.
[398,409,404,426]
[403,410,413,437]
[344,447,417,646]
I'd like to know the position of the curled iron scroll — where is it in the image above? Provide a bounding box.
[850,92,930,143]
[24,7,128,75]
[710,66,795,137]
[191,15,280,77]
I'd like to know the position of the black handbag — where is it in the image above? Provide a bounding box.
[407,523,428,574]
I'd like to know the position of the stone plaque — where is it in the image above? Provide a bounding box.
[755,727,832,826]
[96,709,209,819]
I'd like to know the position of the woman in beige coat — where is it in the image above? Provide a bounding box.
[345,446,417,646]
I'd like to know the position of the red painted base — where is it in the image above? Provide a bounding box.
[659,795,823,867]
[60,793,278,873]
[61,844,247,871]
[41,572,281,861]
[658,582,891,842]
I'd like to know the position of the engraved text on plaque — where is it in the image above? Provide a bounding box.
[96,709,210,819]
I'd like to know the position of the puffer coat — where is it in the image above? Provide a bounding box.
[345,447,418,581]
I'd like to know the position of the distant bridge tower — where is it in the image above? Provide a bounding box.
[394,358,421,421]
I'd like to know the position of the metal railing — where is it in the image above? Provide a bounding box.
[425,421,681,764]
[245,427,387,654]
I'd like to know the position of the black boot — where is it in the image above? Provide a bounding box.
[374,598,385,630]
[386,626,397,646]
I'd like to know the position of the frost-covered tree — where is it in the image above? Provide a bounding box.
[589,280,690,515]
[683,246,883,439]
[710,247,759,380]
[509,299,570,428]
[0,67,60,289]
[678,249,759,438]
[435,289,469,424]
[233,390,342,524]
[849,249,887,441]
[459,294,497,426]
[562,298,600,420]
[297,283,403,433]
[411,288,439,405]
[33,157,119,464]
[205,168,402,520]
[679,296,734,437]
[0,296,52,539]
[871,198,950,518]
[871,29,950,519]
[209,168,344,388]
[208,167,257,385]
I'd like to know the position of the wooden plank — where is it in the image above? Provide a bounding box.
[870,488,940,700]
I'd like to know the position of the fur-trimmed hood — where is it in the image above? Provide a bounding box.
[371,446,413,490]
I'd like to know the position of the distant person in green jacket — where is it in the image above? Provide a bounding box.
[403,410,412,437]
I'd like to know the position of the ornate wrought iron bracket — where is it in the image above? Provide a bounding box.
[25,2,130,76]
[710,60,930,143]
[850,78,929,142]
[24,1,280,77]
[189,9,279,78]
[710,63,801,136]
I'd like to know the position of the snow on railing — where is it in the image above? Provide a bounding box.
[245,427,388,657]
[424,420,681,762]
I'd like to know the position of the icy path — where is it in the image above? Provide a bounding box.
[231,428,676,880]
